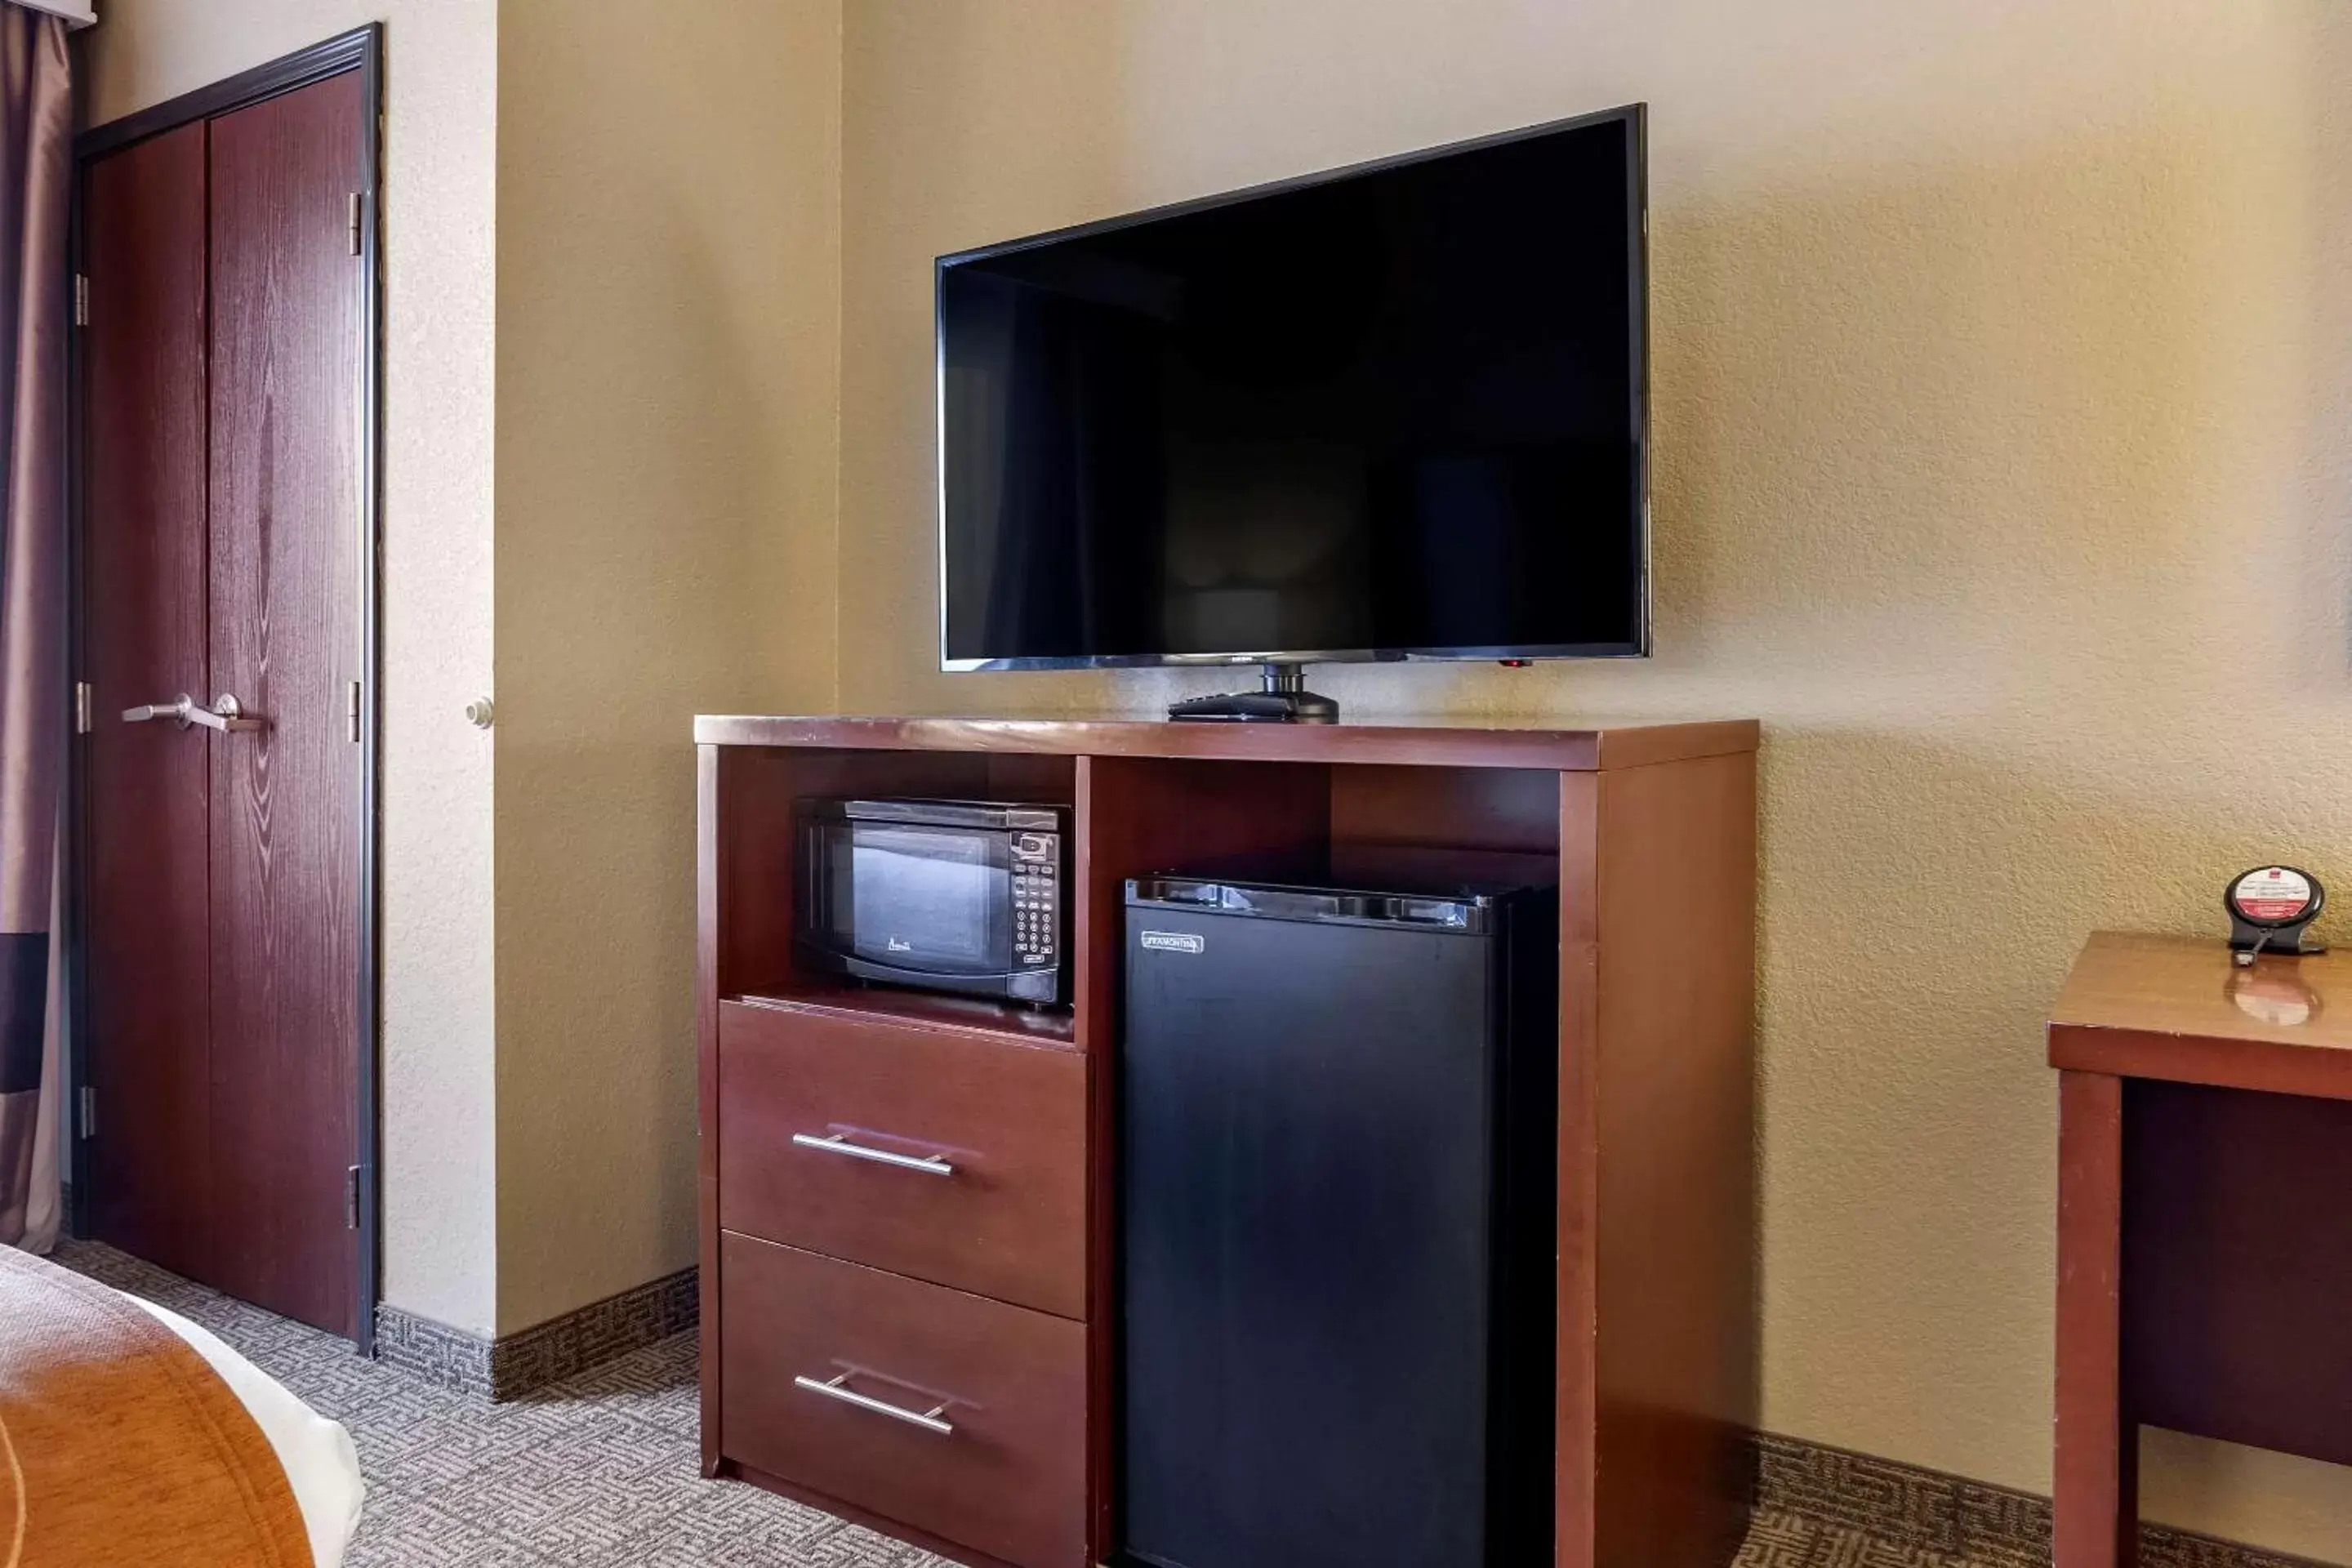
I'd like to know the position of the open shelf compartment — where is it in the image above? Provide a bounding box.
[1069,755,1561,1051]
[706,744,1080,1047]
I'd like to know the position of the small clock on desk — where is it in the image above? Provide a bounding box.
[2224,864,2326,964]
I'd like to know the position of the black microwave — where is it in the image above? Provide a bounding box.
[794,798,1067,1005]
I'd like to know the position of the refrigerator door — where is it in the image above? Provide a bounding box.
[1120,889,1499,1568]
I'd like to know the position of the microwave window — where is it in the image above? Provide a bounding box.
[840,826,1004,971]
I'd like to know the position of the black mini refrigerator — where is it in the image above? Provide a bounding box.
[1118,873,1557,1568]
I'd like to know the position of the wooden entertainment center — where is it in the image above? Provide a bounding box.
[695,715,1760,1568]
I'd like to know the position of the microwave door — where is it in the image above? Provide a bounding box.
[839,824,1013,978]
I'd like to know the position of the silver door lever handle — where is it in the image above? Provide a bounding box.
[121,694,267,733]
[121,694,204,728]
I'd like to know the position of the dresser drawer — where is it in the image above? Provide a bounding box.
[716,1000,1088,1318]
[719,1232,1087,1568]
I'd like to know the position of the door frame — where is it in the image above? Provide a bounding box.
[67,24,385,1352]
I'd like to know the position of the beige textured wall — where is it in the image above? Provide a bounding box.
[840,0,2352,1556]
[83,0,502,1336]
[491,0,841,1332]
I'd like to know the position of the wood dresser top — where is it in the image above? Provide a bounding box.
[692,714,1761,772]
[2049,931,2352,1099]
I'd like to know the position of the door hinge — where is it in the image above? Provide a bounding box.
[78,1085,96,1140]
[347,193,363,256]
[345,1166,361,1230]
[74,680,91,735]
[73,272,87,327]
[346,680,363,743]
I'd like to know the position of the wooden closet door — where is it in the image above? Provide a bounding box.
[82,123,214,1284]
[203,71,367,1336]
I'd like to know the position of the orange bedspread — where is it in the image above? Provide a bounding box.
[0,1245,310,1568]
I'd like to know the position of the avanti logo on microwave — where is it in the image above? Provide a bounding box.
[1139,930,1205,955]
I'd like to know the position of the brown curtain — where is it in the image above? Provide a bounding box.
[0,7,70,1253]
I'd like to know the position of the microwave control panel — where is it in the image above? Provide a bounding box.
[1013,831,1059,968]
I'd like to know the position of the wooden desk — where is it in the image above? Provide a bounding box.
[2050,931,2352,1568]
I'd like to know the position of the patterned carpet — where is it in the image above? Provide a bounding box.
[60,1237,1930,1567]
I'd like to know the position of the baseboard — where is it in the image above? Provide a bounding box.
[1753,1431,2334,1568]
[376,1266,697,1400]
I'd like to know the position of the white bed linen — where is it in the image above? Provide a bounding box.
[119,1294,367,1568]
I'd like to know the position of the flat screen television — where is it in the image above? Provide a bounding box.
[938,103,1648,720]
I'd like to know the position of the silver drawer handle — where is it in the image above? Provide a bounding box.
[791,1131,955,1178]
[794,1373,955,1436]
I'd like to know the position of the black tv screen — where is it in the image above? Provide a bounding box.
[938,105,1647,670]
